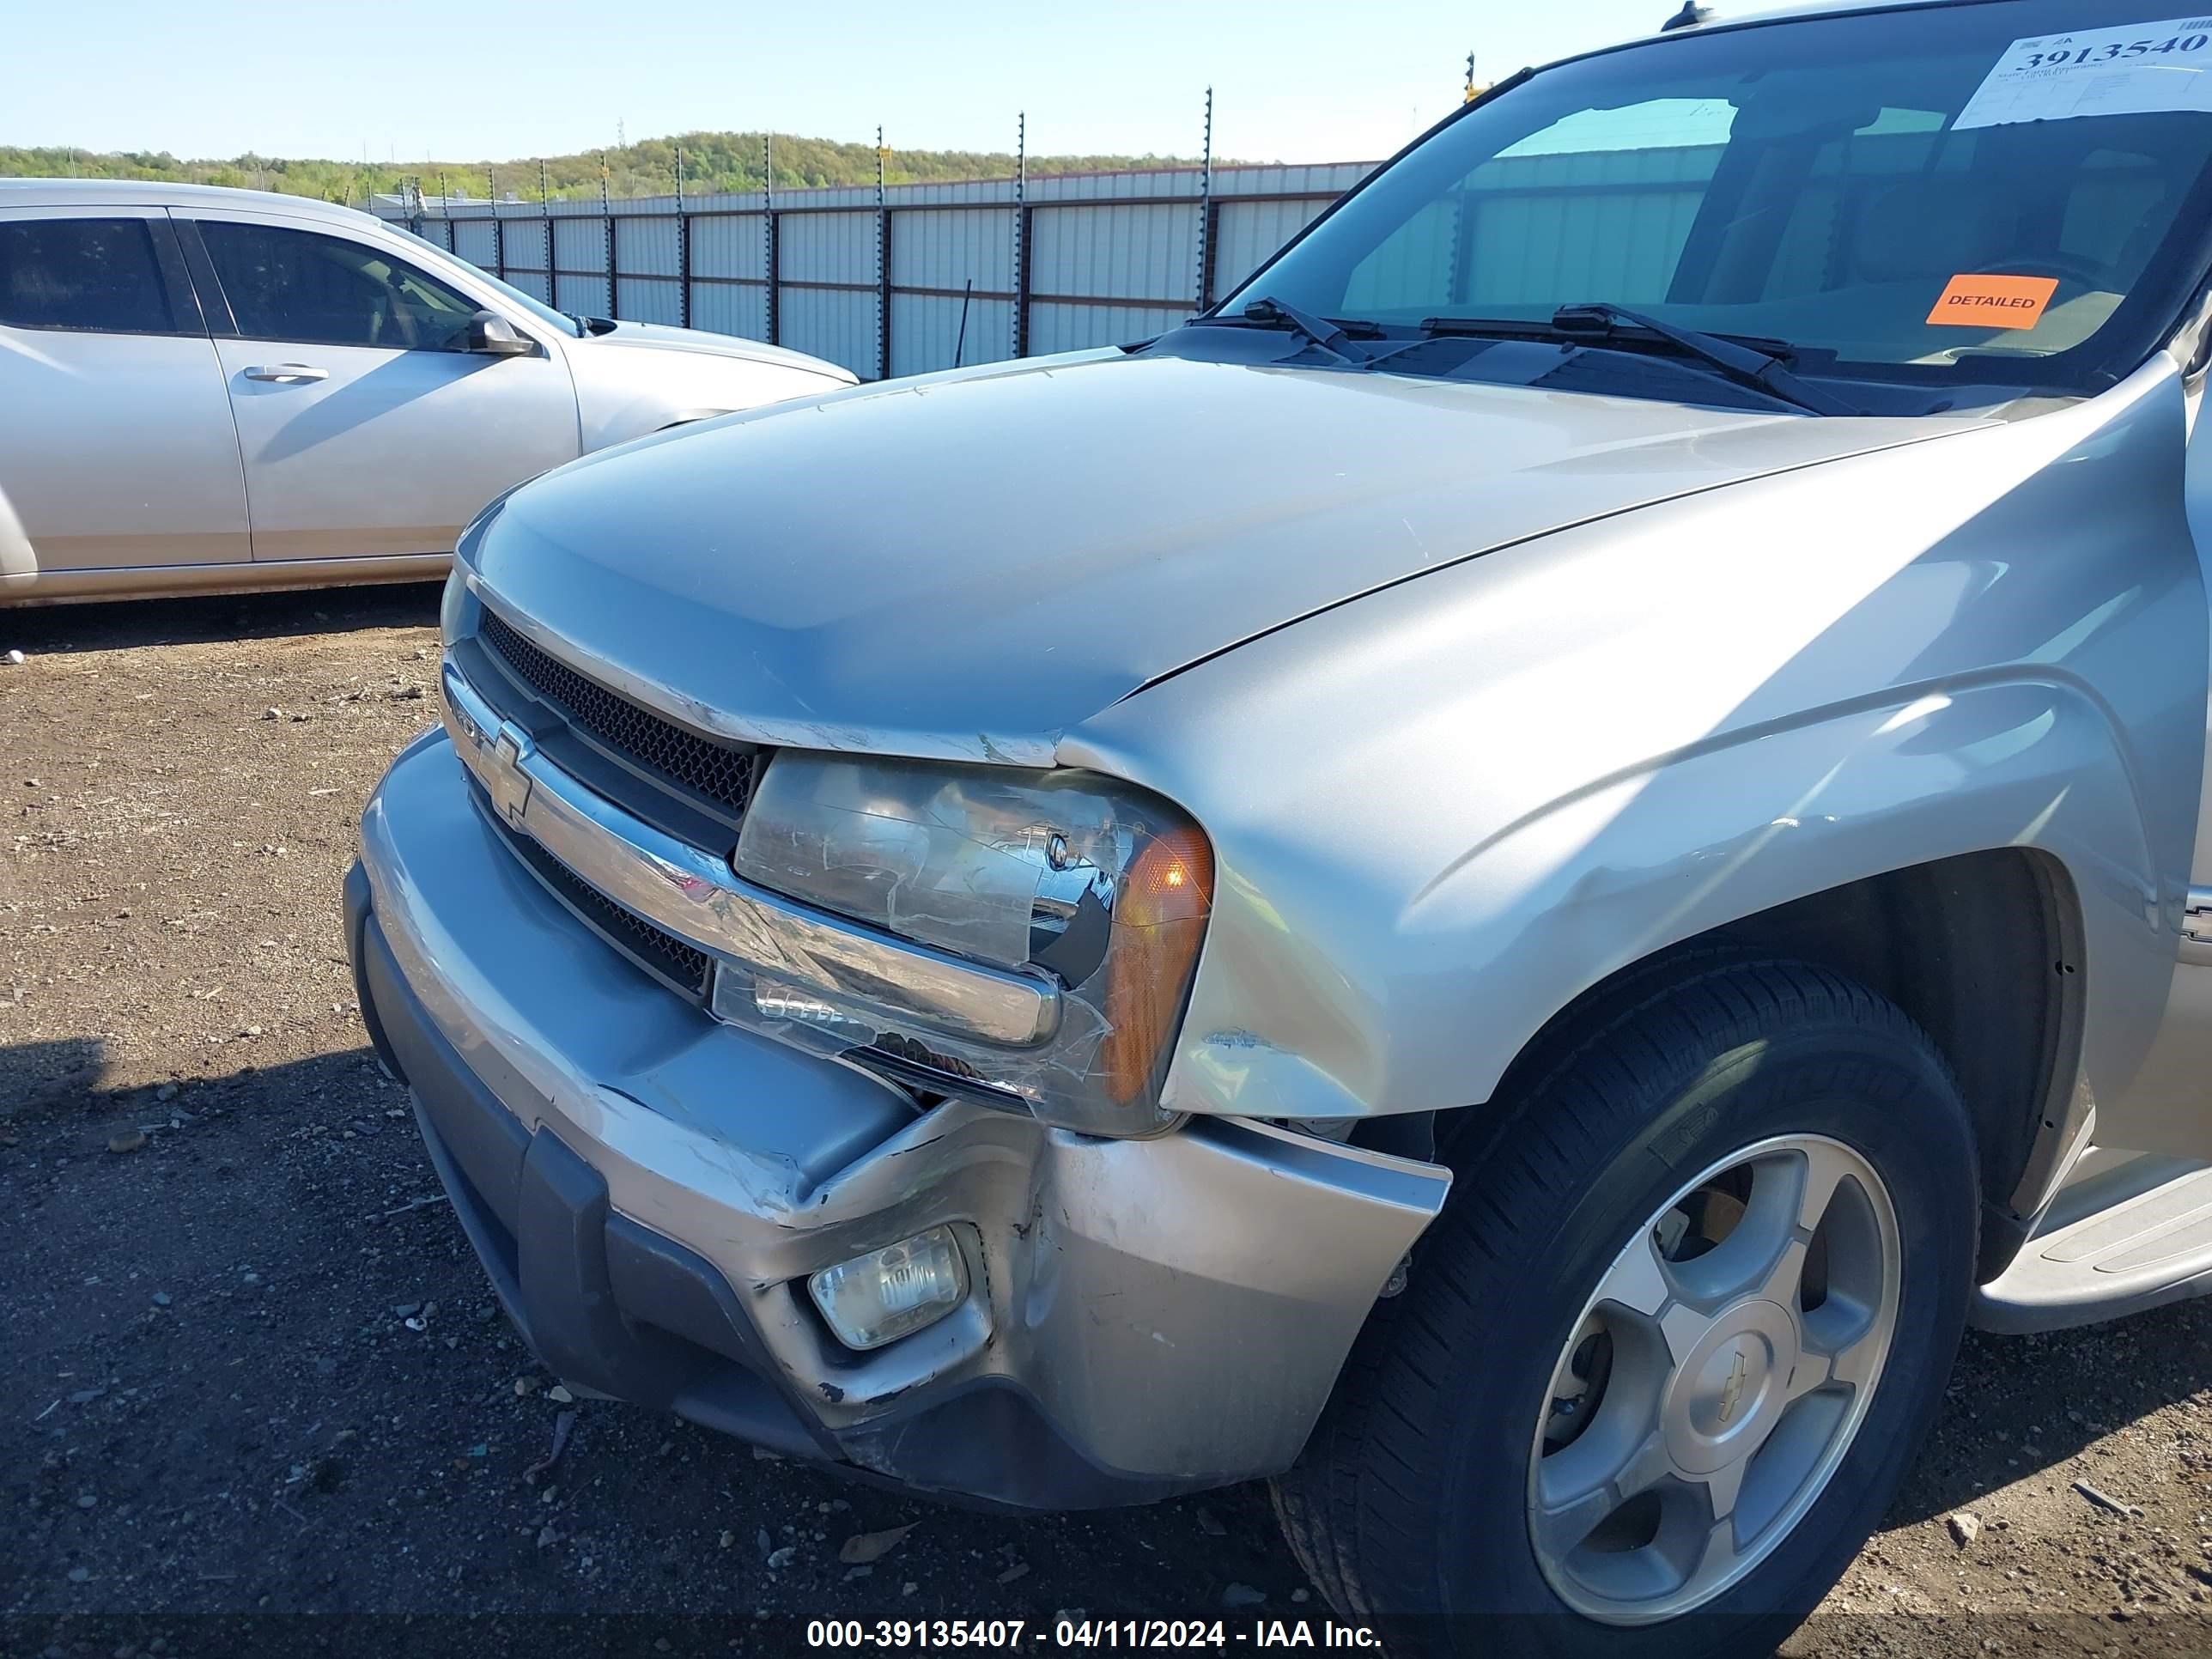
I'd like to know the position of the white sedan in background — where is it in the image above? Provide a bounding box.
[0,179,855,605]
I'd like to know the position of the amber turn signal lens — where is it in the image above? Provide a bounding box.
[1098,825,1215,1105]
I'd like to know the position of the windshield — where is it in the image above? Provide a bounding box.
[1224,1,2212,402]
[388,225,586,337]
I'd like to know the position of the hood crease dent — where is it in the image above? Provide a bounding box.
[464,351,1981,769]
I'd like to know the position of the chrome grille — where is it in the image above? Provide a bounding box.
[483,801,713,999]
[477,610,760,818]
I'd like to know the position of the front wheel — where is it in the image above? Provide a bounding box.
[1274,957,1978,1658]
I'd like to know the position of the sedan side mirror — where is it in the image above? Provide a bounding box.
[466,310,536,356]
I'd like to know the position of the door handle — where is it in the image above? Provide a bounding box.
[242,364,330,383]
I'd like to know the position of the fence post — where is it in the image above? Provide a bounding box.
[489,164,504,279]
[763,134,780,345]
[540,159,551,307]
[1195,88,1213,313]
[876,126,890,381]
[1011,112,1028,360]
[676,145,690,329]
[600,154,617,319]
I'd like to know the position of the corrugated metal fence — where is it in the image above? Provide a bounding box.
[380,145,1735,381]
[383,163,1371,381]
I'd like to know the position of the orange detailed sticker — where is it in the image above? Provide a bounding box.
[1926,274,2061,330]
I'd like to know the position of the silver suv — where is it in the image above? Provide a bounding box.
[351,1,2212,1649]
[0,181,853,605]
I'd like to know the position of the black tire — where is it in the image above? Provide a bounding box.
[1273,957,1978,1658]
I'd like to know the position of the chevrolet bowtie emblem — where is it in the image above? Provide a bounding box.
[1717,1349,1749,1425]
[485,723,533,829]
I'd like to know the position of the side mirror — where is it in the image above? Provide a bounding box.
[2179,277,2212,383]
[466,309,535,356]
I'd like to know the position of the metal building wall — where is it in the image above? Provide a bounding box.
[1343,198,1456,314]
[382,145,1765,378]
[887,206,1015,377]
[1460,143,1723,307]
[1027,301,1190,356]
[499,216,553,301]
[1027,201,1196,356]
[550,215,611,318]
[776,210,878,369]
[1339,143,1725,315]
[1212,195,1332,298]
[382,160,1374,380]
[452,218,496,266]
[404,157,1850,383]
[688,211,770,340]
[615,213,683,325]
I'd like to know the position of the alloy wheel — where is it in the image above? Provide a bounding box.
[1526,1133,1902,1626]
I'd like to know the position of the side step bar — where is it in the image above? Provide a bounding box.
[1972,1151,2212,1334]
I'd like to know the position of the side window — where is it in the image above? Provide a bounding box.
[0,217,180,335]
[197,220,481,350]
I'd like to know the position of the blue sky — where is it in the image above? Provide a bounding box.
[7,0,1720,166]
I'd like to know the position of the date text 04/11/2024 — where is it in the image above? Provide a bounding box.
[802,1617,1386,1649]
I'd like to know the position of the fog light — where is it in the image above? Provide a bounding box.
[808,1225,969,1351]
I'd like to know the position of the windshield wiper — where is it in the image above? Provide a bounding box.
[1420,302,1859,416]
[1198,295,1376,363]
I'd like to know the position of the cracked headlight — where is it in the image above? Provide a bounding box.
[719,751,1213,1136]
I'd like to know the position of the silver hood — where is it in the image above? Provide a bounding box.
[465,350,1970,768]
[591,319,858,381]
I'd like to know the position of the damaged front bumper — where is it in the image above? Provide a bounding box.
[348,731,1449,1508]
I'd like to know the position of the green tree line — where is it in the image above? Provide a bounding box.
[3,131,1235,206]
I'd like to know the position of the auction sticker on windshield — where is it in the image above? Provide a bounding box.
[1926,274,2060,328]
[1955,18,2212,129]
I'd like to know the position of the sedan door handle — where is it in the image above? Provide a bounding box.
[242,363,330,383]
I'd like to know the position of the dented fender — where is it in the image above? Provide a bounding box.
[1070,362,2203,1139]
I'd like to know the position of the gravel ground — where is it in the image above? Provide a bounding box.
[4,586,2212,1658]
